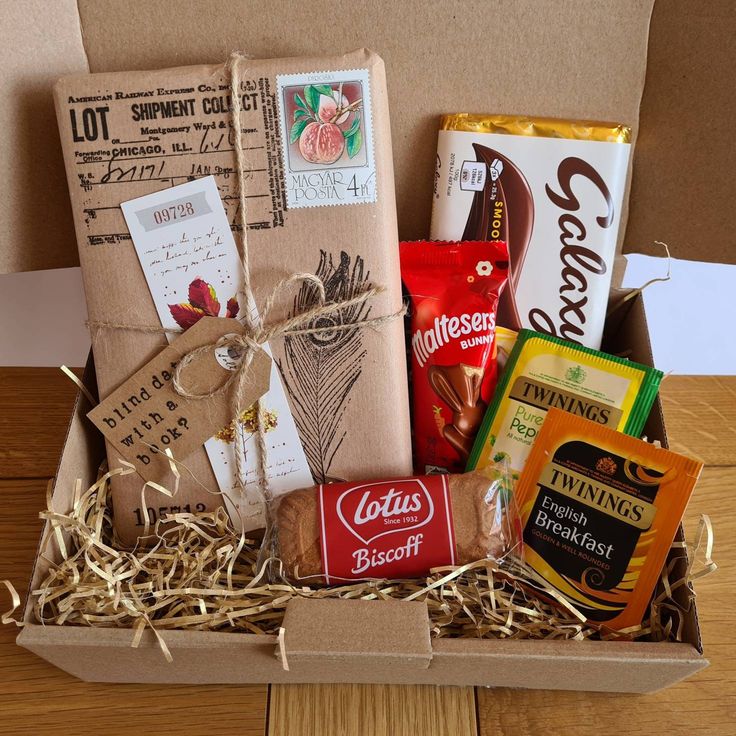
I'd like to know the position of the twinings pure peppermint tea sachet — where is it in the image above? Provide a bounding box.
[467,330,663,477]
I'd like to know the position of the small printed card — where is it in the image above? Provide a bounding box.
[120,176,313,528]
[88,317,271,483]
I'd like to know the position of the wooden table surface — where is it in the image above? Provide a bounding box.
[0,369,733,735]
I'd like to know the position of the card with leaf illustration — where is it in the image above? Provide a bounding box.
[120,176,313,530]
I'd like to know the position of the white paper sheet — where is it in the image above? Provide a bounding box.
[622,254,736,375]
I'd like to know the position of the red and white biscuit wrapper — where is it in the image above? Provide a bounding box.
[400,241,509,474]
[275,464,520,584]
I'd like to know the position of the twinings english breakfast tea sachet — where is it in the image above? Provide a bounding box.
[467,330,662,477]
[513,408,702,631]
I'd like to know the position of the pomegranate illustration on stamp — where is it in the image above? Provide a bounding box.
[276,68,376,208]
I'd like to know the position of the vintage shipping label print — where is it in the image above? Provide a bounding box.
[121,176,313,527]
[60,70,286,242]
[276,68,376,208]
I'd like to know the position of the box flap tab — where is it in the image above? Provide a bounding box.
[280,598,431,670]
[3,1,655,272]
[75,0,654,247]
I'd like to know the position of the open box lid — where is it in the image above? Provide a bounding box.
[2,0,734,274]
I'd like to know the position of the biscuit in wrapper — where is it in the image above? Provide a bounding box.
[275,466,519,584]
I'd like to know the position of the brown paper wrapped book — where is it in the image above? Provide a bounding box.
[53,49,412,545]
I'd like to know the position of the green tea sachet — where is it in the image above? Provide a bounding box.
[467,330,663,476]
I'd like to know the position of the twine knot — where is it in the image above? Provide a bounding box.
[171,271,399,406]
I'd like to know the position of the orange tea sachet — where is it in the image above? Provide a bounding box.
[514,407,703,632]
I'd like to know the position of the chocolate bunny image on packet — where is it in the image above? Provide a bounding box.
[400,240,509,474]
[428,364,486,461]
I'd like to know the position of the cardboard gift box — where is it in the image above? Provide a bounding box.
[4,0,728,691]
[15,296,706,691]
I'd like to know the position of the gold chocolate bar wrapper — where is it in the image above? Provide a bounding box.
[431,114,632,350]
[439,113,631,144]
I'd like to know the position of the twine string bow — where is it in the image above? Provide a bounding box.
[182,53,403,564]
[171,270,401,534]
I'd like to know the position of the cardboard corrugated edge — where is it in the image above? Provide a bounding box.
[17,607,704,691]
[16,355,101,625]
[17,300,708,691]
[0,0,88,273]
[604,292,705,657]
[625,0,736,262]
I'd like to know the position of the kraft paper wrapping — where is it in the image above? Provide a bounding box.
[53,49,411,545]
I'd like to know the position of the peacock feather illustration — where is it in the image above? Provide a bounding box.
[277,250,369,482]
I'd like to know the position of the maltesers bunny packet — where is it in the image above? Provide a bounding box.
[399,240,509,474]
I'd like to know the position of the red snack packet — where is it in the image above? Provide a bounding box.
[400,241,509,473]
